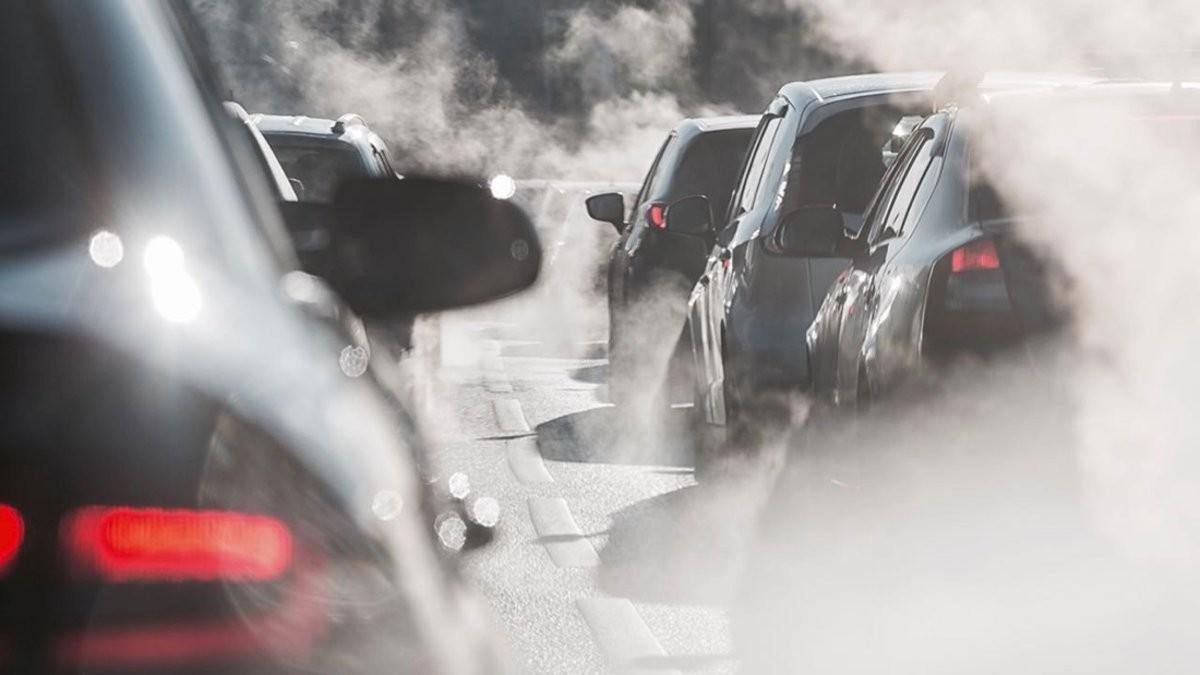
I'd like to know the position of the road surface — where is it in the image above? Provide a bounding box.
[423,303,765,674]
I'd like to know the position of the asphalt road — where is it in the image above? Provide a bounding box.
[423,301,759,675]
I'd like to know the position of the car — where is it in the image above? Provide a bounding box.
[251,112,427,352]
[685,74,940,440]
[0,1,539,672]
[252,113,399,203]
[804,79,1197,412]
[224,102,300,203]
[227,101,374,360]
[686,73,1095,446]
[586,116,757,407]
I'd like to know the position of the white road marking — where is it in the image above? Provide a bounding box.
[492,398,531,434]
[506,436,553,484]
[576,597,678,675]
[527,497,599,568]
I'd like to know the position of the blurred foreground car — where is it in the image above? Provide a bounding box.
[0,1,540,673]
[586,116,756,407]
[805,80,1196,409]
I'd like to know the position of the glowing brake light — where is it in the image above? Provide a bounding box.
[648,203,667,230]
[950,239,1001,273]
[63,507,293,582]
[0,505,23,574]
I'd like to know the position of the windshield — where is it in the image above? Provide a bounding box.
[265,137,370,203]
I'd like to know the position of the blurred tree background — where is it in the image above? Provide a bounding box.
[193,0,853,117]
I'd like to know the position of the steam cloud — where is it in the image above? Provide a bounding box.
[191,0,739,181]
[732,0,1200,671]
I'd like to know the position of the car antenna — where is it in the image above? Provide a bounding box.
[931,68,984,111]
[332,113,367,135]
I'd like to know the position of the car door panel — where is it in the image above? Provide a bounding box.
[841,119,945,404]
[833,256,884,406]
[691,107,783,422]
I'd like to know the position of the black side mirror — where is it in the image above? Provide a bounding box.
[586,192,625,232]
[773,206,854,258]
[664,195,712,236]
[288,178,305,199]
[286,176,541,318]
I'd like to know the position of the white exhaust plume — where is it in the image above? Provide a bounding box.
[731,0,1200,671]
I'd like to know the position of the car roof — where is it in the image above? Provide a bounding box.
[779,71,1100,110]
[780,72,942,107]
[671,115,759,146]
[251,113,346,138]
[683,114,761,133]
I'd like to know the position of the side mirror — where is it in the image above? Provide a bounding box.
[664,195,712,236]
[773,206,854,258]
[586,192,625,232]
[291,176,540,318]
[288,178,306,199]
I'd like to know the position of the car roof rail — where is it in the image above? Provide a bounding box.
[332,113,367,135]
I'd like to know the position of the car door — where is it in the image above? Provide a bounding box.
[809,128,913,405]
[833,125,937,407]
[692,109,784,420]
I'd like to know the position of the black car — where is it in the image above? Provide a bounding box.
[0,1,538,672]
[586,116,757,406]
[804,80,1194,410]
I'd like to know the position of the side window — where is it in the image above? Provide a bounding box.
[864,129,929,243]
[371,147,391,176]
[878,133,934,237]
[734,117,782,216]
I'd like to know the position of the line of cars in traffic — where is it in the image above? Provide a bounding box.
[589,70,1196,471]
[0,1,537,673]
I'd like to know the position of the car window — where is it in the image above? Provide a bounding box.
[878,133,935,238]
[778,106,901,218]
[669,128,754,219]
[864,128,929,244]
[734,116,782,217]
[267,138,372,203]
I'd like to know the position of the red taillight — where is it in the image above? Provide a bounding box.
[951,239,1001,273]
[0,505,23,573]
[648,203,666,230]
[63,507,292,582]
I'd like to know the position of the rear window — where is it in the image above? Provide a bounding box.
[669,129,754,221]
[780,105,904,217]
[264,137,370,203]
